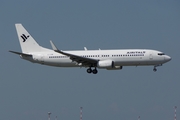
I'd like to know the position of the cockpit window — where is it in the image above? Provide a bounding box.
[158,53,165,56]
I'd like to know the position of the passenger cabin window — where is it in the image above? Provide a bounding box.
[158,53,165,56]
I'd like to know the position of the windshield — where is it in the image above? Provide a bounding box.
[158,53,165,56]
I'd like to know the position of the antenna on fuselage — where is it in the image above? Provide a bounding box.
[84,47,87,51]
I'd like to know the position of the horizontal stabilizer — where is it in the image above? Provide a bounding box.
[9,50,32,57]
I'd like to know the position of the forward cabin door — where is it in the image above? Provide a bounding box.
[149,51,153,60]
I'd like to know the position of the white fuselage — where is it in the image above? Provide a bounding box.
[22,49,171,68]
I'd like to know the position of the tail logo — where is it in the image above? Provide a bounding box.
[21,34,29,42]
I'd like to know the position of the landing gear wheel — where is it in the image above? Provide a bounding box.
[92,69,98,74]
[153,68,157,72]
[87,68,92,73]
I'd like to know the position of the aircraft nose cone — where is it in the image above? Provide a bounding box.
[165,55,171,62]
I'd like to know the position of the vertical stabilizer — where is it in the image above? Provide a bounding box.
[15,24,42,53]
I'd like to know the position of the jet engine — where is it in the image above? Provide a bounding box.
[97,60,123,70]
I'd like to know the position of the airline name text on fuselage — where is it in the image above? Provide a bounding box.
[127,51,146,54]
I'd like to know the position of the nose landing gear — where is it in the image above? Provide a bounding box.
[153,64,162,72]
[153,67,157,72]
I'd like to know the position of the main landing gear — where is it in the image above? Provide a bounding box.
[87,67,98,74]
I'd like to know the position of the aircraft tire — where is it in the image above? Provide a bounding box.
[87,68,92,73]
[92,69,98,74]
[153,68,157,72]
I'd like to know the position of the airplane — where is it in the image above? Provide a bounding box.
[9,24,171,74]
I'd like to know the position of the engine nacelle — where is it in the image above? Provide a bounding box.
[97,60,123,70]
[97,60,113,68]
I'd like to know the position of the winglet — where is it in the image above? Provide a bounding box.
[50,40,59,51]
[50,40,66,55]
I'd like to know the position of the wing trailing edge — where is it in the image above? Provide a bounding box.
[49,40,98,66]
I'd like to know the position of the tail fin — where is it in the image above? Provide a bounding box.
[15,24,42,53]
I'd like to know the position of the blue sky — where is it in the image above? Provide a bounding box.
[0,0,180,120]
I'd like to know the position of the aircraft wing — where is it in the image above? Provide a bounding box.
[50,41,98,66]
